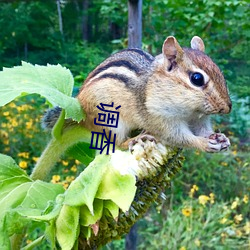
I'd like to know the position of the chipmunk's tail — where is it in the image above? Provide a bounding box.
[41,106,62,130]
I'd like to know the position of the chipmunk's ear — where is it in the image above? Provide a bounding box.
[191,36,205,52]
[162,36,184,63]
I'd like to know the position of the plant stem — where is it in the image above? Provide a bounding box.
[30,125,92,181]
[10,233,24,250]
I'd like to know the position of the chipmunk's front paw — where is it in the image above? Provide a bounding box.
[206,133,230,152]
[129,134,156,152]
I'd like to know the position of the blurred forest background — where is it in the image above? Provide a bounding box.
[0,0,249,249]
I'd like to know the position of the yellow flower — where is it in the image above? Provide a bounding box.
[51,175,61,183]
[195,150,200,155]
[63,182,69,189]
[198,195,210,206]
[220,217,228,224]
[194,238,201,247]
[236,229,242,237]
[75,159,81,165]
[11,119,18,127]
[189,184,199,198]
[231,198,239,209]
[26,239,32,244]
[221,162,228,167]
[182,207,192,217]
[244,221,250,234]
[32,157,39,162]
[235,157,242,163]
[3,138,9,145]
[4,147,10,152]
[62,160,69,166]
[179,247,186,250]
[18,152,30,159]
[234,214,243,224]
[66,176,75,182]
[19,161,28,169]
[70,165,77,172]
[9,102,16,108]
[3,111,9,116]
[26,121,33,129]
[0,130,8,138]
[243,195,248,204]
[209,193,215,204]
[221,232,227,238]
[232,150,237,156]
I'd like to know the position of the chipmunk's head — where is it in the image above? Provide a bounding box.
[158,36,232,115]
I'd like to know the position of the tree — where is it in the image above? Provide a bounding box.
[128,0,142,48]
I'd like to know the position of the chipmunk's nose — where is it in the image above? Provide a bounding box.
[219,101,232,114]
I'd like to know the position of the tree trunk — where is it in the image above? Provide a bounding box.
[128,0,142,48]
[125,224,137,250]
[82,0,89,41]
[56,0,63,36]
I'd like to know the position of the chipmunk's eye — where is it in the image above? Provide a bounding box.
[190,72,204,87]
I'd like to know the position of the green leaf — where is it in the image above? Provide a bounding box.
[0,154,30,181]
[0,231,10,250]
[64,155,110,213]
[56,205,80,250]
[0,176,32,201]
[27,200,63,222]
[45,220,56,249]
[2,210,30,237]
[103,200,119,219]
[0,154,65,244]
[20,181,64,213]
[0,62,84,121]
[66,142,96,166]
[1,181,64,239]
[80,226,92,240]
[80,199,103,226]
[0,182,33,218]
[96,167,136,212]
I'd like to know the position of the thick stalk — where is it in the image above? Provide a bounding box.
[30,125,92,181]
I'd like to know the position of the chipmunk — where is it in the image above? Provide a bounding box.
[44,36,232,153]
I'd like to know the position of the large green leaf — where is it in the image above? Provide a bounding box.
[64,155,110,213]
[0,62,84,121]
[66,142,96,166]
[56,205,80,250]
[96,167,136,212]
[0,154,65,248]
[0,154,30,181]
[79,199,103,227]
[0,176,32,201]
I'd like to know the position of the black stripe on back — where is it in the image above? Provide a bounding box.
[91,60,140,79]
[125,48,154,62]
[96,73,130,85]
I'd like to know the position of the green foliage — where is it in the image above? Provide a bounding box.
[0,62,84,121]
[138,197,249,249]
[0,154,64,249]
